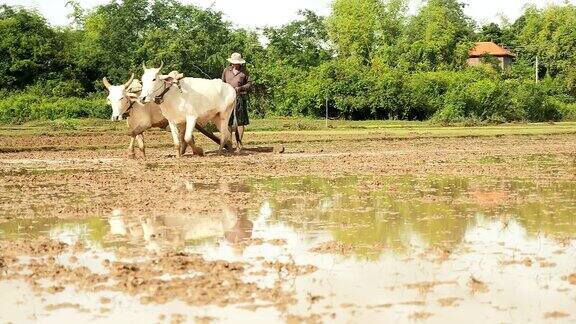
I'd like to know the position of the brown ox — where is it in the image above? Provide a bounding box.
[103,75,187,158]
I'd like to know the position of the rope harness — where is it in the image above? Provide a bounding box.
[121,95,137,119]
[154,83,172,105]
[152,78,185,104]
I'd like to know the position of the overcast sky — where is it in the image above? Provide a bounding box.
[2,0,575,28]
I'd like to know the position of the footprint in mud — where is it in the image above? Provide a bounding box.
[468,276,489,294]
[437,297,462,307]
[409,312,433,321]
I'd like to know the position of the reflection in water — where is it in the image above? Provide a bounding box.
[0,217,108,245]
[255,176,576,257]
[223,211,254,244]
[1,176,575,258]
[0,176,575,323]
[106,206,254,252]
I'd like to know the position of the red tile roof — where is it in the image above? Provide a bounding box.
[469,42,515,58]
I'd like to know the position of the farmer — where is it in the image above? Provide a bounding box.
[222,52,252,152]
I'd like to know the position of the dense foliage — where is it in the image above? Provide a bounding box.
[0,0,575,124]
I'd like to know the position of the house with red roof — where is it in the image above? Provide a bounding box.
[467,42,516,70]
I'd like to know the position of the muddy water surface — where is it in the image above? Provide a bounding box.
[1,175,575,323]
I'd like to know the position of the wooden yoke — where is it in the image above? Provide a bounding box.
[195,124,233,151]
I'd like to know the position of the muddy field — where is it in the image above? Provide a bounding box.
[0,120,575,323]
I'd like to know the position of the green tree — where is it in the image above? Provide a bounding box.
[400,0,474,70]
[371,0,408,66]
[516,4,576,95]
[326,0,385,63]
[71,0,259,87]
[264,10,331,68]
[66,0,86,28]
[255,10,331,116]
[73,0,149,89]
[138,0,232,78]
[0,6,67,90]
[477,23,503,43]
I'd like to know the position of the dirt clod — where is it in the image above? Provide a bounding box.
[285,314,321,324]
[543,311,569,319]
[409,312,433,320]
[568,273,576,285]
[438,297,462,307]
[310,241,355,254]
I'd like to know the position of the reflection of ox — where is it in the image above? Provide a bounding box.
[108,207,252,252]
[139,63,236,156]
[103,74,186,158]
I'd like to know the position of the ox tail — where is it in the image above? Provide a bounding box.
[232,98,238,133]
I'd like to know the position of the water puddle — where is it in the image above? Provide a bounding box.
[1,175,575,322]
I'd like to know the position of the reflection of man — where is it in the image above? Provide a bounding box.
[224,214,254,244]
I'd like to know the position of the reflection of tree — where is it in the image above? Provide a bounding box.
[258,176,576,258]
[503,180,576,238]
[2,177,573,257]
[261,176,473,257]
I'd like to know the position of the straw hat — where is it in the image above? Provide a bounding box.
[227,52,246,65]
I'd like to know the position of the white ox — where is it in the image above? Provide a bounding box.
[139,63,236,156]
[103,74,187,158]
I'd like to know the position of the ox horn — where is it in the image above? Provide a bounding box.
[123,73,135,89]
[102,77,111,90]
[159,61,164,71]
[142,62,147,70]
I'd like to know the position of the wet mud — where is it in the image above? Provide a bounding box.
[0,130,575,323]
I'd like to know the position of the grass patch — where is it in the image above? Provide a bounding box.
[1,118,575,136]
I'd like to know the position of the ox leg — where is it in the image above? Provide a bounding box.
[136,134,146,158]
[168,122,183,157]
[177,123,188,156]
[128,136,136,159]
[184,116,204,156]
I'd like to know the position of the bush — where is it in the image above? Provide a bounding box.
[0,92,108,124]
[537,97,565,122]
[506,79,567,122]
[556,101,576,121]
[368,68,406,119]
[403,71,454,120]
[291,59,407,120]
[1,65,572,125]
[431,69,573,124]
[25,79,86,98]
[465,78,512,120]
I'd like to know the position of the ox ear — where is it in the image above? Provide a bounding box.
[102,77,111,90]
[160,75,176,85]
